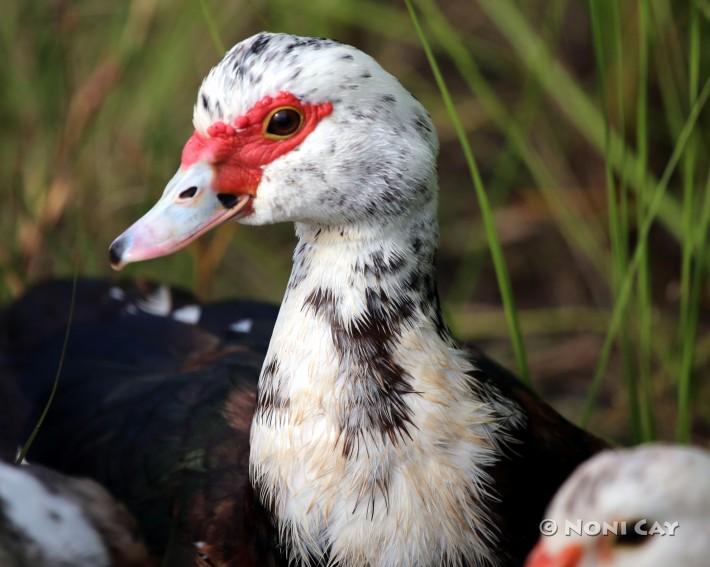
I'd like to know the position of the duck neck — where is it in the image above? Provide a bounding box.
[249,195,519,566]
[254,197,449,454]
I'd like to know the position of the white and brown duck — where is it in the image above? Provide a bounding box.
[3,33,606,566]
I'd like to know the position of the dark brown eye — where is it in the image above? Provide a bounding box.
[264,107,303,139]
[613,520,653,547]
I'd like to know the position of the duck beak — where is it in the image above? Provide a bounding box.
[525,542,583,567]
[109,162,253,270]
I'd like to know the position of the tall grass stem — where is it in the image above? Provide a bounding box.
[405,0,530,383]
[16,273,78,464]
[581,77,710,426]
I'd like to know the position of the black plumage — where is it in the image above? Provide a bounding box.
[466,349,607,563]
[2,279,284,566]
[1,278,605,566]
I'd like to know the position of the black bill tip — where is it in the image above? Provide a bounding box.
[109,238,127,269]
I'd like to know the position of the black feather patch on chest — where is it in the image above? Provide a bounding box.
[255,356,290,426]
[302,282,418,457]
[255,220,448,459]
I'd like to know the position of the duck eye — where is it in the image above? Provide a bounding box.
[613,521,652,547]
[264,107,303,139]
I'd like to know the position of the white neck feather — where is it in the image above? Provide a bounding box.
[249,195,523,567]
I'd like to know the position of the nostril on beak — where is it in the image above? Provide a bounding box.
[179,186,198,199]
[109,238,126,268]
[217,193,239,209]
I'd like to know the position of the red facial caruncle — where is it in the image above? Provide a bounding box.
[181,91,333,199]
[525,542,583,567]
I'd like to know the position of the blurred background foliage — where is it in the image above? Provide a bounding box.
[1,0,708,444]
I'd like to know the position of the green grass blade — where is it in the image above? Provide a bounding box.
[677,0,702,442]
[635,0,655,441]
[16,273,78,464]
[695,0,710,20]
[476,0,684,240]
[677,170,710,442]
[582,77,710,426]
[680,0,702,333]
[588,0,642,440]
[197,0,225,55]
[648,1,685,141]
[417,0,608,278]
[405,0,530,383]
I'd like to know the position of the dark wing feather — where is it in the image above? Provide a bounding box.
[0,361,26,462]
[1,279,285,567]
[467,346,608,566]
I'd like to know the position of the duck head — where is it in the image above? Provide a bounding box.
[109,32,438,269]
[526,445,710,567]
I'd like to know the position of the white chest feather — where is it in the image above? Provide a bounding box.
[249,221,524,567]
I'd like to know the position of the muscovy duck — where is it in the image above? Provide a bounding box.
[525,444,710,567]
[4,33,606,566]
[0,459,152,567]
